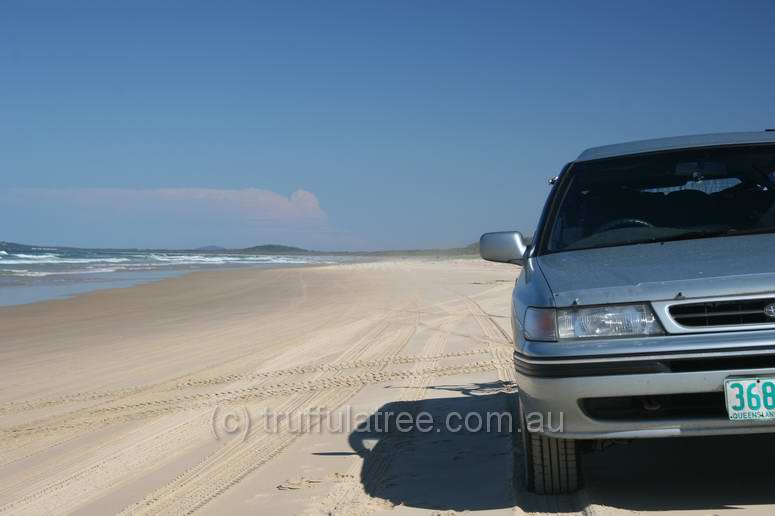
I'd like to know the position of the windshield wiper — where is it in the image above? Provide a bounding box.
[560,226,775,253]
[649,228,732,243]
[715,226,775,238]
[626,226,775,246]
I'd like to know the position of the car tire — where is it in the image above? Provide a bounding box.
[519,397,582,494]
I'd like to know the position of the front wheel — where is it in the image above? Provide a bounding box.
[519,398,582,494]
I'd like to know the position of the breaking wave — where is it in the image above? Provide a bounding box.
[0,249,339,279]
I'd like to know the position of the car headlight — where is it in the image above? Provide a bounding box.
[557,304,663,339]
[524,304,664,341]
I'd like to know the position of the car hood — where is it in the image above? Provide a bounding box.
[537,233,775,306]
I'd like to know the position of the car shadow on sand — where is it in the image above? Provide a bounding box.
[346,384,518,512]
[342,381,775,513]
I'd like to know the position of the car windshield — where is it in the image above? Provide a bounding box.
[546,144,775,252]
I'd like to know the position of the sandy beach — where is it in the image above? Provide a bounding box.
[2,259,775,515]
[0,259,518,515]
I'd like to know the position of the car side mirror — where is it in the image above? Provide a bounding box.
[479,231,528,265]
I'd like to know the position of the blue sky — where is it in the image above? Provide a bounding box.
[2,1,775,250]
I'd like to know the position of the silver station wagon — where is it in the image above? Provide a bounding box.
[481,131,775,494]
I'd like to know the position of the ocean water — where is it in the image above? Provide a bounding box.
[0,248,344,307]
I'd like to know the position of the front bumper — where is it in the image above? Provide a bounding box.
[517,351,775,440]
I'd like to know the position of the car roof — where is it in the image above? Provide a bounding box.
[577,131,775,162]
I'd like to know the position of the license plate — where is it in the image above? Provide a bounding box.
[724,377,775,421]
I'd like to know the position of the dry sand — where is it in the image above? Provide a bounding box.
[1,259,774,515]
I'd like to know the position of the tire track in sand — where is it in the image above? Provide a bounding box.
[0,304,412,514]
[463,295,516,383]
[0,288,371,467]
[115,303,423,515]
[0,300,390,467]
[0,349,492,416]
[0,279,366,418]
[3,361,507,438]
[307,307,460,516]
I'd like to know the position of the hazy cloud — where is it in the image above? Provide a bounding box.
[0,187,338,249]
[10,187,326,221]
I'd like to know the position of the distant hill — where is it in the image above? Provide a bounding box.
[239,244,309,254]
[0,241,40,253]
[233,242,480,257]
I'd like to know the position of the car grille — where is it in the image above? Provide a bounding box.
[669,298,775,328]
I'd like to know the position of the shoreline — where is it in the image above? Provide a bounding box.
[0,246,365,308]
[0,255,479,309]
[0,262,333,308]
